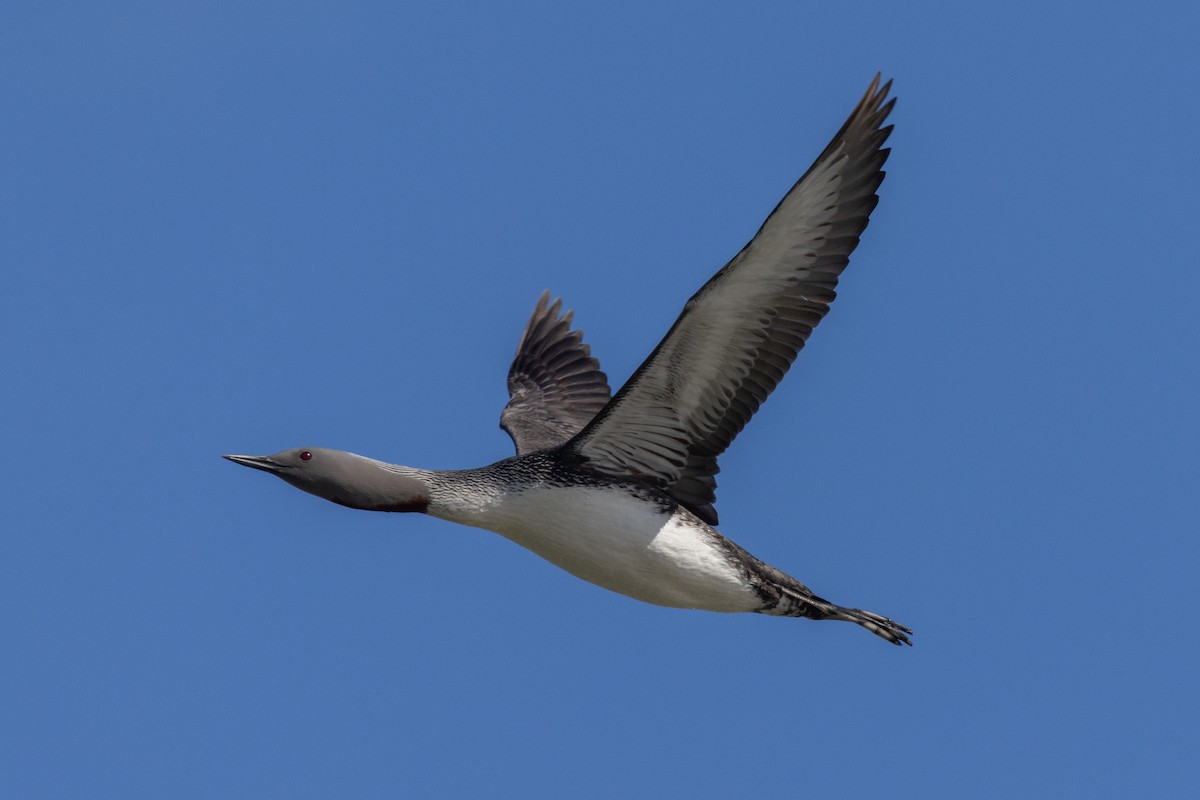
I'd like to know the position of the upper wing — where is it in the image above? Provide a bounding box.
[563,75,895,524]
[500,291,612,454]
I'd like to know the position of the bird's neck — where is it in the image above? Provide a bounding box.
[320,457,437,513]
[357,458,506,522]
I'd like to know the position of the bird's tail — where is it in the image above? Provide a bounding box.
[777,586,913,646]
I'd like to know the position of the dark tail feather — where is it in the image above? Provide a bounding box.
[824,604,913,646]
[779,588,913,646]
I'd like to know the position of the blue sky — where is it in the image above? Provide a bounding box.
[3,2,1197,796]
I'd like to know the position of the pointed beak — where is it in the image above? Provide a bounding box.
[223,454,284,474]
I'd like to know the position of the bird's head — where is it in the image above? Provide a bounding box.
[223,447,429,512]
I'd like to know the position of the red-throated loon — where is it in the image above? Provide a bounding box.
[225,75,911,645]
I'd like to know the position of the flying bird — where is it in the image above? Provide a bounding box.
[226,75,910,645]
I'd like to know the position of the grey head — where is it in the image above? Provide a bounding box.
[223,447,429,512]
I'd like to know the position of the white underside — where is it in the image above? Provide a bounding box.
[430,486,762,612]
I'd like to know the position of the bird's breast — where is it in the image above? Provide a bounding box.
[433,485,762,612]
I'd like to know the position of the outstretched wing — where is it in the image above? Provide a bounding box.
[500,291,612,454]
[564,75,895,524]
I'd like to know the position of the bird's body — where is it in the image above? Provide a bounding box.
[415,454,762,613]
[226,75,912,645]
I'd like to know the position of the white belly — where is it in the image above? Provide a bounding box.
[433,486,762,612]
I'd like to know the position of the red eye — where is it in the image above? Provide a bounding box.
[299,451,313,461]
